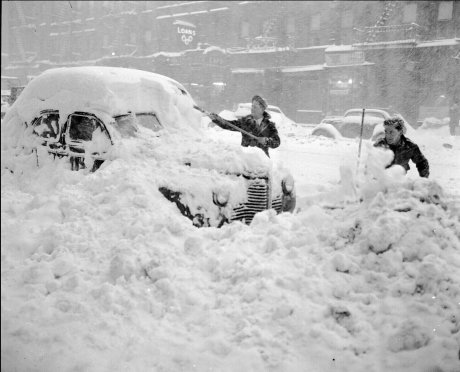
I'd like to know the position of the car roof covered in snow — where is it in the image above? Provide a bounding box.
[5,66,201,130]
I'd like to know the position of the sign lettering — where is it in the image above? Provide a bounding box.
[177,26,195,45]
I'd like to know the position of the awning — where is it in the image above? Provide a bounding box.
[417,38,459,48]
[231,68,264,74]
[324,61,375,68]
[281,64,324,73]
[173,19,196,28]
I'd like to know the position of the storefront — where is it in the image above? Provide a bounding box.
[324,46,374,115]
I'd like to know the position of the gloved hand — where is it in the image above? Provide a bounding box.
[256,137,268,146]
[208,112,219,121]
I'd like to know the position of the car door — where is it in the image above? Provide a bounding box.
[64,112,112,171]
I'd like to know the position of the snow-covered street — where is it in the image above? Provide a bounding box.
[2,117,459,371]
[2,0,460,370]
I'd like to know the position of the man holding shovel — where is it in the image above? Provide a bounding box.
[207,95,280,157]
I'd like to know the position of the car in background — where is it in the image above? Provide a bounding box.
[2,66,296,228]
[343,108,414,129]
[312,107,415,141]
[312,115,385,141]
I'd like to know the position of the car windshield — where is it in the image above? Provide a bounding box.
[345,111,385,119]
[136,113,163,132]
[113,113,139,138]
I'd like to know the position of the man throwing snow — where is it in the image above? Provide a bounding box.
[208,95,280,157]
[374,117,429,178]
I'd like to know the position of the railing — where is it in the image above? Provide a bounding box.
[353,23,422,45]
[245,36,279,50]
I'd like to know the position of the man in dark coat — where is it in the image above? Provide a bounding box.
[208,95,280,157]
[374,117,429,178]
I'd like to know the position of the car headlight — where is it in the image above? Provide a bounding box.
[281,174,295,195]
[213,191,229,207]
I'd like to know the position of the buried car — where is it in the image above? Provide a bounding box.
[312,115,385,141]
[312,108,416,141]
[1,66,295,227]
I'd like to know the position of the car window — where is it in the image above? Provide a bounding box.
[68,114,109,142]
[136,113,163,132]
[345,111,384,119]
[340,121,375,139]
[32,112,60,140]
[113,113,139,137]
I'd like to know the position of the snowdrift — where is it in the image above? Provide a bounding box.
[1,139,459,371]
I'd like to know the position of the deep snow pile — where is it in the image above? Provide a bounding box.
[1,65,460,370]
[1,132,460,372]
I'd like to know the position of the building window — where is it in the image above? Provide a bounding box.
[311,14,320,31]
[438,1,453,20]
[241,21,249,38]
[286,17,295,34]
[145,30,152,43]
[341,10,353,28]
[403,3,417,23]
[262,18,277,37]
[130,32,136,44]
[103,34,109,48]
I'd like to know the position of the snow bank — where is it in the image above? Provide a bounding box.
[1,69,459,371]
[2,129,459,372]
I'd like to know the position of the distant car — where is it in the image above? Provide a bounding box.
[312,108,415,141]
[343,108,413,129]
[312,115,385,141]
[233,102,297,129]
[2,66,296,227]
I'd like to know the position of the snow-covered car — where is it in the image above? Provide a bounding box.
[232,102,297,130]
[312,108,415,141]
[1,66,296,227]
[312,115,385,141]
[343,108,414,129]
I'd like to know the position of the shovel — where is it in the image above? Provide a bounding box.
[193,105,260,140]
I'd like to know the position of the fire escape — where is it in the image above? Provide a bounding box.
[246,17,280,50]
[354,1,421,46]
[365,1,399,43]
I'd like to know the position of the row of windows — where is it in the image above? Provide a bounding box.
[8,1,456,34]
[4,1,457,62]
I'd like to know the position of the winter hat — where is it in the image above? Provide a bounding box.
[383,117,406,134]
[252,95,268,110]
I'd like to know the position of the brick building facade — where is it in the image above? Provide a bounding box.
[2,1,459,123]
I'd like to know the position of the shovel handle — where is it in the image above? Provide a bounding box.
[193,105,259,140]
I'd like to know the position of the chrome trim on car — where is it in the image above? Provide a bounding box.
[230,177,269,224]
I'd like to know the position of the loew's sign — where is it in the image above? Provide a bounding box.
[173,20,197,48]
